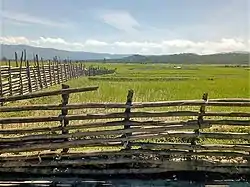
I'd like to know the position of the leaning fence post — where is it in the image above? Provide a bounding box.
[15,52,18,67]
[26,60,32,93]
[24,49,27,66]
[8,60,12,96]
[61,84,70,153]
[19,51,24,95]
[48,60,53,86]
[188,93,208,160]
[32,66,38,91]
[0,65,3,105]
[35,54,43,90]
[56,59,61,84]
[41,58,48,88]
[63,60,68,81]
[123,89,134,150]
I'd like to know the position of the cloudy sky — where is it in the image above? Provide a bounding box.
[0,0,249,54]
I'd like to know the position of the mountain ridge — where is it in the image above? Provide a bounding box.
[0,44,129,60]
[0,44,249,64]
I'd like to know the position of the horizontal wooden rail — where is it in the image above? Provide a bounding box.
[1,132,250,153]
[0,120,212,135]
[0,111,249,124]
[1,127,250,144]
[0,157,249,168]
[0,100,250,112]
[0,86,98,102]
[0,118,248,138]
[208,98,250,102]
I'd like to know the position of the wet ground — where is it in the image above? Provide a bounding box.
[0,179,249,187]
[0,172,250,187]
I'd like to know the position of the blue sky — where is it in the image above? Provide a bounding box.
[0,0,249,54]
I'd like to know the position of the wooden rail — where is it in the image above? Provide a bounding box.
[0,85,249,176]
[0,100,250,112]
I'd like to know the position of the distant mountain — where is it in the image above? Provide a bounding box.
[0,44,249,64]
[115,52,250,64]
[0,44,129,60]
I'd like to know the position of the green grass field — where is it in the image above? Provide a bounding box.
[2,63,249,119]
[1,63,250,151]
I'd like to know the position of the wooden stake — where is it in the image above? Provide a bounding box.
[26,60,32,93]
[8,60,12,96]
[48,60,52,86]
[19,51,24,95]
[36,54,43,89]
[123,89,134,150]
[61,84,70,153]
[41,57,47,88]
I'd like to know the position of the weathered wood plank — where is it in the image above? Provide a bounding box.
[0,120,207,134]
[0,86,98,102]
[1,133,250,154]
[0,111,249,124]
[0,101,249,112]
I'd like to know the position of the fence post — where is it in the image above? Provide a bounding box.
[188,93,208,160]
[15,52,18,67]
[36,54,43,90]
[26,60,32,93]
[8,60,12,96]
[72,62,75,78]
[67,61,71,79]
[80,63,83,76]
[19,51,24,95]
[56,59,60,84]
[88,66,91,76]
[61,84,70,153]
[74,62,77,78]
[32,67,38,91]
[63,60,68,81]
[0,65,3,105]
[70,61,73,79]
[123,89,134,150]
[60,61,64,82]
[52,60,56,85]
[48,60,52,86]
[79,63,82,76]
[41,58,48,88]
[24,49,27,66]
[75,62,78,77]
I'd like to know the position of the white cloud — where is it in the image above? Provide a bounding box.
[0,36,249,55]
[0,36,30,45]
[85,39,108,46]
[99,10,140,33]
[1,10,67,28]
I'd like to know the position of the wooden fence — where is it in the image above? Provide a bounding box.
[0,85,249,176]
[0,52,115,98]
